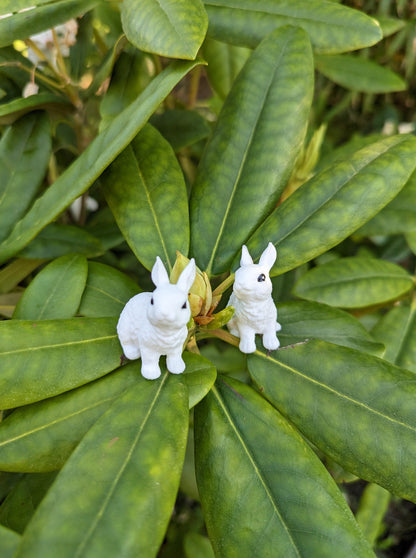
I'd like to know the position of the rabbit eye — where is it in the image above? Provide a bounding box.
[257,273,266,282]
[182,301,187,309]
[150,297,154,305]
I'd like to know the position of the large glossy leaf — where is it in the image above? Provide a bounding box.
[245,134,416,275]
[277,300,384,355]
[121,0,208,60]
[78,261,140,318]
[15,374,188,558]
[190,26,314,275]
[99,49,152,130]
[0,353,214,472]
[0,472,57,534]
[293,257,414,308]
[0,0,99,47]
[0,0,65,12]
[372,303,416,372]
[248,340,416,502]
[150,109,211,151]
[204,0,382,54]
[0,258,44,294]
[0,524,20,558]
[0,317,120,409]
[103,123,190,271]
[18,223,103,259]
[195,376,374,557]
[202,38,251,100]
[13,254,88,320]
[0,94,71,126]
[0,363,140,472]
[0,59,200,265]
[357,169,416,236]
[0,112,51,243]
[315,54,406,93]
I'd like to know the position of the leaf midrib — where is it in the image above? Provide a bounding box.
[272,137,410,248]
[205,0,376,32]
[256,350,416,434]
[205,34,290,275]
[212,384,302,557]
[0,334,117,356]
[74,374,167,557]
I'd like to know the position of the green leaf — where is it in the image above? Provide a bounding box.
[78,261,140,318]
[103,123,190,271]
[99,49,153,130]
[246,134,416,275]
[372,302,416,372]
[182,352,217,408]
[202,38,251,100]
[121,0,208,60]
[248,340,416,502]
[0,363,141,472]
[0,112,51,242]
[315,54,406,93]
[0,258,45,294]
[150,109,211,151]
[0,58,201,265]
[357,169,416,236]
[0,317,120,409]
[0,472,57,534]
[204,0,382,54]
[293,257,414,309]
[0,94,71,126]
[18,223,103,259]
[194,376,375,557]
[0,524,20,558]
[184,533,215,558]
[190,26,314,275]
[355,483,391,546]
[0,292,22,318]
[15,374,188,558]
[278,300,384,355]
[13,254,87,320]
[0,0,99,48]
[0,0,64,12]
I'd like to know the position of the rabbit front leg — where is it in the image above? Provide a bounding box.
[238,325,257,354]
[262,321,280,351]
[140,346,162,380]
[166,351,186,375]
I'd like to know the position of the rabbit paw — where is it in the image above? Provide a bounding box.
[167,355,186,375]
[239,337,256,354]
[263,333,280,351]
[121,344,140,360]
[141,363,162,380]
[275,321,282,332]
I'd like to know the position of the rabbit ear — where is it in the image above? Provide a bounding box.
[151,257,170,287]
[240,245,253,266]
[177,258,196,293]
[258,242,277,270]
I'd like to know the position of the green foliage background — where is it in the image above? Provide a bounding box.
[0,1,416,557]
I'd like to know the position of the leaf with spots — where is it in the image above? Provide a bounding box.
[194,376,374,557]
[248,340,416,503]
[190,26,314,275]
[102,123,189,272]
[15,374,188,558]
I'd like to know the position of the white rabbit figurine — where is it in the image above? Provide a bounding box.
[227,242,281,354]
[117,256,196,380]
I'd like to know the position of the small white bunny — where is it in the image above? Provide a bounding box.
[227,242,281,354]
[117,256,196,380]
